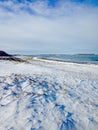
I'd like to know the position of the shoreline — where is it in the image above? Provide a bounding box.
[16,55,98,65]
[34,57,98,65]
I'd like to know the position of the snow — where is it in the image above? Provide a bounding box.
[0,59,98,130]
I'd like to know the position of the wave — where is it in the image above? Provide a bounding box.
[32,54,98,65]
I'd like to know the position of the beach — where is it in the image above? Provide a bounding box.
[0,58,98,130]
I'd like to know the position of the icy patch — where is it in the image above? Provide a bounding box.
[0,59,98,130]
[0,73,98,130]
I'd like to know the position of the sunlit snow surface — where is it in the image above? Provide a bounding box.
[0,58,98,130]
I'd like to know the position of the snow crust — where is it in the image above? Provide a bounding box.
[0,59,98,130]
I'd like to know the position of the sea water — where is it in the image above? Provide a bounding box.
[33,54,98,64]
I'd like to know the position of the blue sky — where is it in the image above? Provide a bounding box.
[1,0,98,6]
[0,0,98,54]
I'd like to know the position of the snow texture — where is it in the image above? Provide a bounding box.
[0,58,98,130]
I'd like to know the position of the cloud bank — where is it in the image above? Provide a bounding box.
[0,0,98,54]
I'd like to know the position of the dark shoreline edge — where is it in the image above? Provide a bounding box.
[0,56,25,62]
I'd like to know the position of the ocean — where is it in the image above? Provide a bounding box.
[32,54,98,64]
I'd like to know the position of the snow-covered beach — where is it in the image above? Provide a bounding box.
[0,58,98,130]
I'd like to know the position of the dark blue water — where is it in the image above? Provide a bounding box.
[33,54,98,64]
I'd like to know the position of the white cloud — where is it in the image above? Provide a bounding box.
[0,0,98,54]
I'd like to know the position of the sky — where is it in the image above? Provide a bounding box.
[0,0,98,54]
